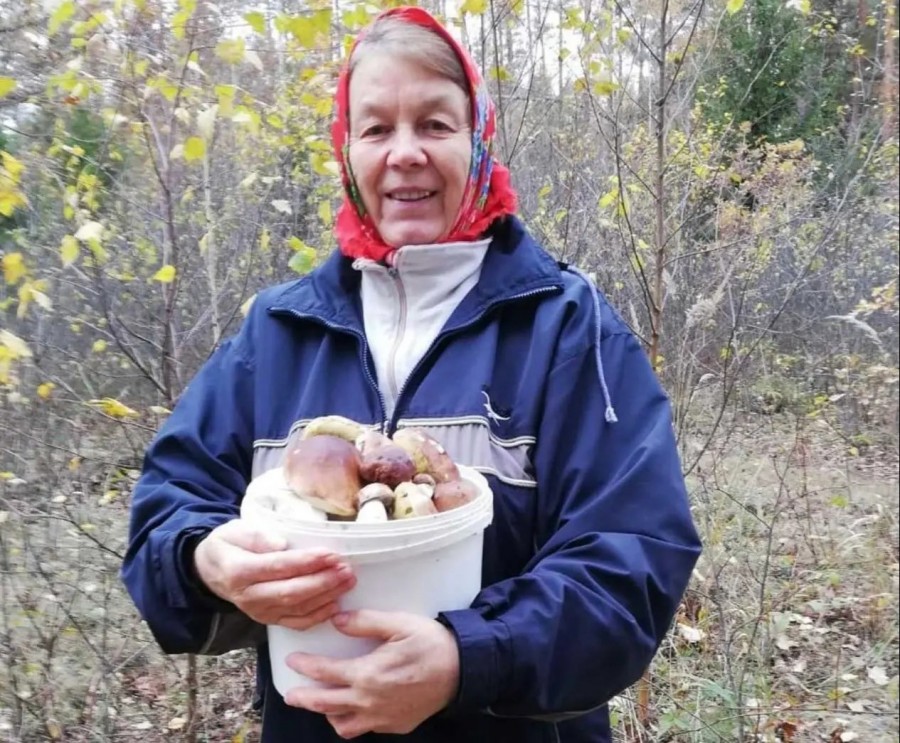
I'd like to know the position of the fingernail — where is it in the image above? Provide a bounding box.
[332,612,350,626]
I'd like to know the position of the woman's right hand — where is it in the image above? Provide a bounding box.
[192,519,356,630]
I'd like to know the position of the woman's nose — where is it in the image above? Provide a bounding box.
[386,127,427,169]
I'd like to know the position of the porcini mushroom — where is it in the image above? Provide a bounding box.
[432,478,479,512]
[391,428,460,483]
[355,483,395,522]
[358,438,417,489]
[301,415,366,443]
[283,434,363,518]
[393,481,438,519]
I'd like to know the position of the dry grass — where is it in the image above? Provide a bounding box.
[1,412,897,742]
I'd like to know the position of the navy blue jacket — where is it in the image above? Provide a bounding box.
[121,217,701,742]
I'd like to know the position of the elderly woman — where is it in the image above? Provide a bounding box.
[121,7,701,743]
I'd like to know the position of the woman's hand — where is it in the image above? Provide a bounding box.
[284,610,460,739]
[192,519,356,629]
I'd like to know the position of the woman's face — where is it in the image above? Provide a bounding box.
[347,52,472,247]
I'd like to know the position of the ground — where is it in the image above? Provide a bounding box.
[0,411,896,742]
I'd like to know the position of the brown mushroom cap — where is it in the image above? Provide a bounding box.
[432,478,479,512]
[391,428,460,483]
[359,442,417,488]
[283,434,363,517]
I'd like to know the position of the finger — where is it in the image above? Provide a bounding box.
[274,601,341,631]
[283,686,358,715]
[331,609,407,641]
[236,550,348,585]
[287,652,359,688]
[241,564,355,606]
[327,713,368,740]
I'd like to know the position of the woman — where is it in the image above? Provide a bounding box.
[121,7,701,742]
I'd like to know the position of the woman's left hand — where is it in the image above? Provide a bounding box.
[284,610,460,739]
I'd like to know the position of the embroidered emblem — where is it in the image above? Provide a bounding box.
[481,389,511,424]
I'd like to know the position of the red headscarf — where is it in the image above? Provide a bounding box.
[331,6,518,263]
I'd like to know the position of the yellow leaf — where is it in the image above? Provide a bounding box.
[0,330,32,357]
[215,38,245,64]
[152,264,177,282]
[49,0,76,35]
[244,11,265,33]
[60,235,79,266]
[726,0,745,13]
[92,339,107,353]
[88,397,139,419]
[183,136,206,162]
[37,382,56,399]
[0,78,17,99]
[2,252,26,284]
[460,0,487,14]
[148,405,171,415]
[318,200,332,225]
[592,80,619,96]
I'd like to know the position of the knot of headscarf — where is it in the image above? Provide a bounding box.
[330,6,518,264]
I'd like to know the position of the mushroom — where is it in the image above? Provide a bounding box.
[392,481,438,519]
[355,483,395,522]
[358,438,417,489]
[391,428,460,483]
[301,415,367,443]
[432,478,479,512]
[283,434,363,518]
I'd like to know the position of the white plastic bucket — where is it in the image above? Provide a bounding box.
[241,465,493,696]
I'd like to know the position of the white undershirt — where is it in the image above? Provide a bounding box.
[355,238,491,421]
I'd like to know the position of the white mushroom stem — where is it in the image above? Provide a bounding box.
[356,499,389,522]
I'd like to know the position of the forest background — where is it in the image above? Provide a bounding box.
[0,0,898,740]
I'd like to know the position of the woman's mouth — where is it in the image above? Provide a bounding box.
[386,189,437,202]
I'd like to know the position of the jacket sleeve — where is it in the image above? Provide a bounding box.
[438,309,702,718]
[120,327,265,656]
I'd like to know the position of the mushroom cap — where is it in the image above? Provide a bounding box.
[432,478,479,512]
[356,482,395,509]
[283,434,363,517]
[391,428,460,483]
[301,415,367,443]
[358,442,417,488]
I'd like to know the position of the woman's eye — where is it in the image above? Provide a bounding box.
[361,125,388,137]
[424,120,452,132]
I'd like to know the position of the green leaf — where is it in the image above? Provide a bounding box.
[244,11,266,33]
[0,77,17,99]
[289,246,317,275]
[183,136,206,162]
[152,264,176,283]
[726,0,745,14]
[49,0,75,36]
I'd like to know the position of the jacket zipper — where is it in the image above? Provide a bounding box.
[387,285,559,434]
[386,267,407,406]
[281,311,389,431]
[276,284,560,436]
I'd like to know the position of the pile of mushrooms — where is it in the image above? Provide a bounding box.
[281,415,479,523]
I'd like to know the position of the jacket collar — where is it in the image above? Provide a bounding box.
[266,216,564,333]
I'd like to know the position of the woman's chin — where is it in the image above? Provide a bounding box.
[379,222,446,248]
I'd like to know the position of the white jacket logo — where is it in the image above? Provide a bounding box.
[482,390,511,424]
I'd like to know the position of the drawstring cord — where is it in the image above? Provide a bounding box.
[564,265,618,424]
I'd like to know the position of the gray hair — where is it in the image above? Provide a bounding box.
[349,17,468,96]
